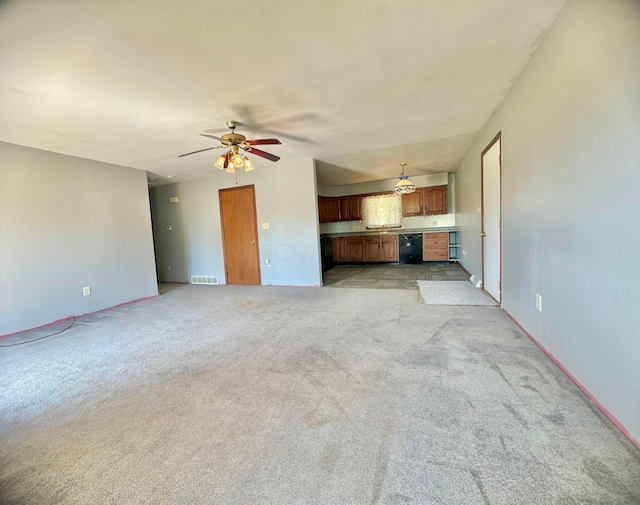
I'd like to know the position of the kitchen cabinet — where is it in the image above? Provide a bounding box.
[364,236,382,262]
[332,236,365,262]
[339,195,361,221]
[381,235,399,261]
[319,195,361,222]
[424,185,447,215]
[332,235,398,263]
[365,235,399,262]
[401,191,423,217]
[346,237,365,261]
[319,196,341,223]
[332,237,348,262]
[423,230,459,261]
[402,185,448,217]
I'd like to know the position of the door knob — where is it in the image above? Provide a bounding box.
[250,240,256,244]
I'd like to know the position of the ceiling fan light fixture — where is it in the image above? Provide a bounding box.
[214,155,226,170]
[244,156,254,172]
[393,163,416,195]
[225,163,236,174]
[231,153,244,168]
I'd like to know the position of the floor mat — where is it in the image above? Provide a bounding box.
[417,280,498,305]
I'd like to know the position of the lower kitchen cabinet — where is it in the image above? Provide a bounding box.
[332,237,348,262]
[423,230,459,261]
[333,235,398,263]
[346,237,365,261]
[380,235,399,262]
[365,236,382,262]
[332,236,365,262]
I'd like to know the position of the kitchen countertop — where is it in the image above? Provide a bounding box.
[320,227,458,238]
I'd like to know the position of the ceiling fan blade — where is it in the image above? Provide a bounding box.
[245,147,280,162]
[246,138,281,146]
[178,146,224,157]
[199,134,223,141]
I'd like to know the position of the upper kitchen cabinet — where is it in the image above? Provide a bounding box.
[319,195,361,223]
[401,190,423,216]
[402,185,447,217]
[319,196,340,223]
[424,185,447,215]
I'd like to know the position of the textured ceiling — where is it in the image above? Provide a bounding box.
[0,0,566,187]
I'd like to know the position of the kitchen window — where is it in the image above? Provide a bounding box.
[363,194,402,229]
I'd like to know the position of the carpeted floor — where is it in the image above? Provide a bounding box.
[1,284,638,504]
[323,262,469,290]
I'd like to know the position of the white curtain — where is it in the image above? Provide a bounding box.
[363,194,402,228]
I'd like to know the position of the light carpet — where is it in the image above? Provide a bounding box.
[417,280,499,305]
[0,284,638,504]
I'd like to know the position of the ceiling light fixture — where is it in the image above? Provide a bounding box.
[393,163,416,194]
[214,146,255,174]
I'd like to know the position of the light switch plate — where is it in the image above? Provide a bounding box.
[261,223,270,229]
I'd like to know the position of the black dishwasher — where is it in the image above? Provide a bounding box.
[398,234,423,264]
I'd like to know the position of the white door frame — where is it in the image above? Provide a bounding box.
[481,132,502,304]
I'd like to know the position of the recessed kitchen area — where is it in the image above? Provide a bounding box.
[318,170,466,288]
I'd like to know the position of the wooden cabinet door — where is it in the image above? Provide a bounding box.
[364,236,381,262]
[348,196,361,220]
[346,237,364,261]
[325,197,341,222]
[381,235,399,262]
[332,237,348,262]
[402,189,423,216]
[318,196,327,223]
[336,195,362,221]
[339,197,350,221]
[424,185,447,215]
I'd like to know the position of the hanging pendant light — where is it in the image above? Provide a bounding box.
[393,163,416,194]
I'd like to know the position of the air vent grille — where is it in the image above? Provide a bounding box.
[191,276,218,285]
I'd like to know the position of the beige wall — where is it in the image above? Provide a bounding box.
[0,142,158,335]
[150,158,322,287]
[456,0,640,441]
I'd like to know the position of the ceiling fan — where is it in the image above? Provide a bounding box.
[178,120,281,173]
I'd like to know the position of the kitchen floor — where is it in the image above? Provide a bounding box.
[323,262,468,290]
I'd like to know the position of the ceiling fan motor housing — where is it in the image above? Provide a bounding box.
[221,133,246,146]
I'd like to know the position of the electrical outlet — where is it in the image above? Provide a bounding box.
[83,286,91,296]
[265,259,271,267]
[536,293,542,312]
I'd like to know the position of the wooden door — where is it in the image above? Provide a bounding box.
[481,133,502,303]
[402,189,423,216]
[424,186,447,215]
[219,185,261,285]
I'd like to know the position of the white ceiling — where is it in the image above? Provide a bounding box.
[0,0,566,187]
